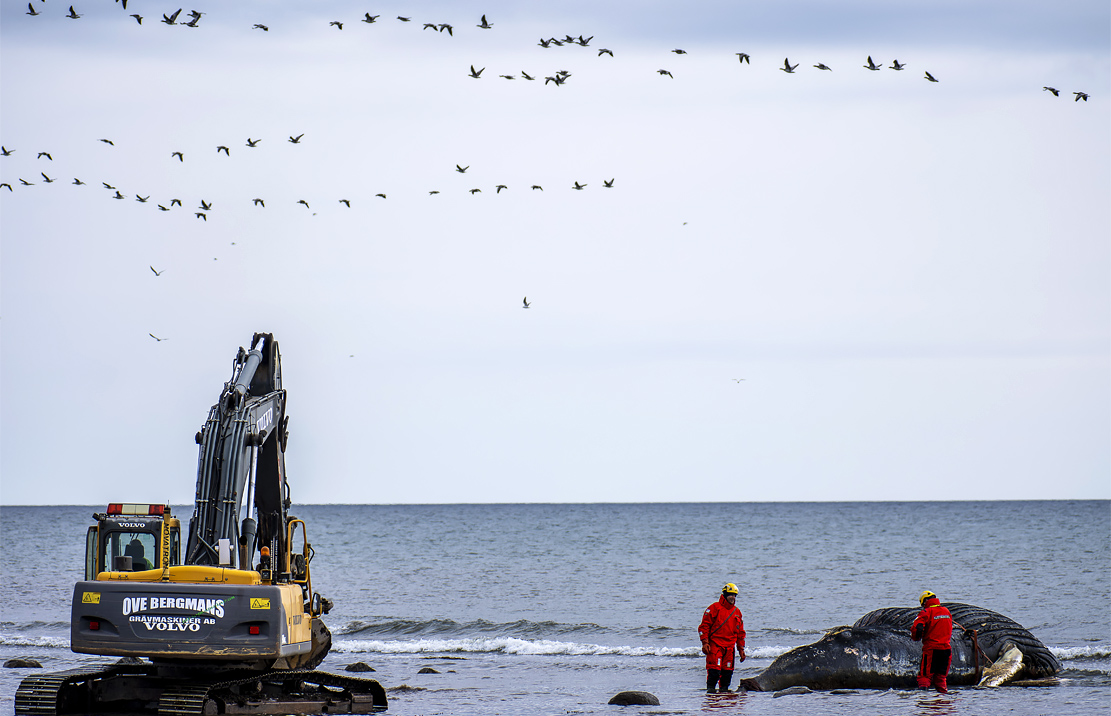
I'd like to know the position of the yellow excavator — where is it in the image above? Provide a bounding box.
[16,333,386,715]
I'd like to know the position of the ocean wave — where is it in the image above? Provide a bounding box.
[334,636,702,658]
[0,621,71,633]
[1054,646,1111,661]
[334,637,797,659]
[338,618,610,638]
[0,634,69,648]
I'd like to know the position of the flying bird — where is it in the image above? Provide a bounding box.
[598,48,613,57]
[924,70,939,82]
[171,151,183,161]
[129,14,142,24]
[672,49,687,54]
[531,185,543,191]
[297,199,310,208]
[182,16,199,27]
[780,58,798,73]
[72,178,85,185]
[500,74,516,80]
[577,35,593,46]
[1074,91,1089,101]
[253,24,268,31]
[66,6,81,19]
[26,3,40,16]
[217,145,230,155]
[890,60,906,70]
[423,23,438,30]
[429,190,440,195]
[521,71,535,80]
[469,188,481,194]
[195,212,206,220]
[477,14,493,29]
[523,297,530,309]
[99,139,115,146]
[162,9,181,25]
[362,14,378,23]
[246,137,261,147]
[736,53,750,64]
[468,65,484,78]
[38,152,52,160]
[495,184,507,193]
[289,134,304,143]
[397,16,410,22]
[150,266,164,276]
[253,198,265,207]
[40,172,55,183]
[113,191,125,199]
[339,199,350,207]
[136,195,149,202]
[198,199,211,210]
[456,164,469,173]
[0,183,10,191]
[19,179,34,186]
[658,69,673,78]
[170,198,181,206]
[149,333,167,342]
[603,178,614,188]
[572,181,586,190]
[329,21,343,29]
[438,23,453,34]
[1043,87,1059,96]
[814,63,832,71]
[0,147,12,156]
[157,204,169,211]
[863,56,882,71]
[102,182,115,189]
[375,193,386,199]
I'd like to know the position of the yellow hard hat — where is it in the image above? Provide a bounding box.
[919,590,937,606]
[722,583,739,595]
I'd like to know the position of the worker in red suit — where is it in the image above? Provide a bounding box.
[911,590,954,693]
[698,583,746,692]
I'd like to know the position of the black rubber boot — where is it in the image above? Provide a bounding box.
[706,669,720,692]
[718,670,733,692]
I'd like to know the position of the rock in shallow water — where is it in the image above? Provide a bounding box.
[608,690,660,705]
[345,661,376,672]
[3,659,41,668]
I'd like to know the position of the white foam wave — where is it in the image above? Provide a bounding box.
[335,636,701,657]
[0,634,69,648]
[334,637,798,659]
[1053,645,1111,661]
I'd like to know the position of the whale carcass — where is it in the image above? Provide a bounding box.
[740,603,1060,692]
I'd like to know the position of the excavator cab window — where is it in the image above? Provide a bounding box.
[104,530,158,572]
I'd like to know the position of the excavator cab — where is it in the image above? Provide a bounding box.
[84,503,180,579]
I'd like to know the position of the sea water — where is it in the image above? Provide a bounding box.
[1,501,1107,714]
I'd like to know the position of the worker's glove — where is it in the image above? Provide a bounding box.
[738,649,746,662]
[701,641,710,655]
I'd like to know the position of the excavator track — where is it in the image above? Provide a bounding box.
[16,665,388,715]
[15,663,129,715]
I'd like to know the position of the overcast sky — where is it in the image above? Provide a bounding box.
[1,0,1108,506]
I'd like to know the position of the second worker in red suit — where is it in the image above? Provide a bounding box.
[911,590,954,693]
[698,583,746,692]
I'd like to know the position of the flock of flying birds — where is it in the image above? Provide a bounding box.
[0,140,615,215]
[16,3,1093,97]
[7,4,1095,335]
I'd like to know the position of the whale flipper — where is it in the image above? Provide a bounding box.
[979,643,1024,687]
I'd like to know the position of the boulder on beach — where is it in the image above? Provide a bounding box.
[3,659,42,669]
[417,667,440,674]
[608,690,660,706]
[345,661,376,672]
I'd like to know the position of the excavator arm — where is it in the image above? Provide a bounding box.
[185,333,290,573]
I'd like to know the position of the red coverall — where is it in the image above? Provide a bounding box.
[698,595,746,690]
[911,597,953,692]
